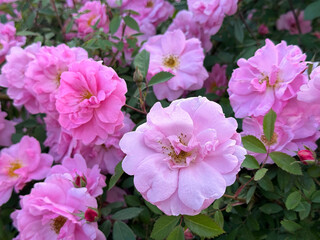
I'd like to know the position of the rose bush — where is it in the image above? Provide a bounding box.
[1,0,320,239]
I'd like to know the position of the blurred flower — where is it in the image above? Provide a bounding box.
[258,24,269,35]
[276,10,311,35]
[204,64,228,96]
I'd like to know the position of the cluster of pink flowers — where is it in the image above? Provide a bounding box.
[0,21,25,64]
[228,39,320,164]
[120,97,246,215]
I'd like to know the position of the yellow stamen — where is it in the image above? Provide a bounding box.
[81,90,93,100]
[261,132,278,146]
[51,216,67,234]
[8,161,22,177]
[146,1,154,7]
[87,15,97,26]
[163,55,180,70]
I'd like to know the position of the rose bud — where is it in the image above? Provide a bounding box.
[298,149,315,165]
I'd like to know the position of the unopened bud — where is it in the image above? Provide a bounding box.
[133,67,144,87]
[84,208,99,222]
[298,149,315,165]
[74,175,87,188]
[184,228,193,240]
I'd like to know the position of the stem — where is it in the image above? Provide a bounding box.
[110,16,128,66]
[238,11,258,44]
[50,0,65,36]
[124,104,147,115]
[223,194,246,203]
[287,0,302,35]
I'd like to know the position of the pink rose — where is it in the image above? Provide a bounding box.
[0,136,53,206]
[298,149,315,165]
[228,39,307,118]
[0,109,15,147]
[25,44,88,116]
[49,153,106,198]
[258,24,269,35]
[276,10,312,35]
[11,174,105,239]
[75,1,109,39]
[142,29,208,101]
[56,59,127,145]
[204,64,228,96]
[168,10,213,52]
[0,43,42,114]
[0,21,25,64]
[120,97,246,215]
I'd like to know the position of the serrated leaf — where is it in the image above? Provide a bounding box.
[269,152,302,175]
[124,15,140,31]
[113,221,135,240]
[263,109,277,141]
[134,50,150,77]
[151,216,179,240]
[254,168,268,181]
[246,185,256,204]
[148,72,174,87]
[108,161,123,191]
[304,0,320,20]
[285,191,301,210]
[184,214,224,238]
[258,176,274,192]
[110,15,121,34]
[241,155,260,169]
[111,207,143,220]
[259,203,282,214]
[100,220,111,237]
[281,220,302,233]
[242,135,267,153]
[214,211,224,229]
[167,226,184,240]
[145,201,163,215]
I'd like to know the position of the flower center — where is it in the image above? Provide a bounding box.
[210,82,217,92]
[0,43,3,50]
[168,149,192,165]
[55,72,62,85]
[8,161,22,177]
[51,216,67,234]
[259,74,270,87]
[260,132,278,146]
[87,15,97,26]
[163,55,180,70]
[81,90,93,100]
[146,1,154,7]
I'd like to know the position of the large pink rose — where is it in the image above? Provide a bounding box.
[0,136,53,206]
[142,29,208,101]
[56,59,127,145]
[0,43,42,114]
[228,39,307,118]
[11,174,105,240]
[120,97,246,215]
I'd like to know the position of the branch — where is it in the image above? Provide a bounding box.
[124,104,147,115]
[0,93,11,101]
[287,0,302,34]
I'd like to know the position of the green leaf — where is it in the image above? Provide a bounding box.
[258,176,274,192]
[234,19,244,43]
[304,0,320,20]
[145,201,163,215]
[241,155,260,169]
[16,30,39,36]
[100,220,111,238]
[259,203,282,214]
[307,165,320,177]
[311,190,320,203]
[269,152,302,175]
[110,15,121,34]
[150,216,179,240]
[108,161,124,191]
[124,15,140,32]
[285,191,301,210]
[167,226,184,240]
[65,19,74,33]
[111,207,143,220]
[134,50,150,77]
[113,221,135,240]
[184,214,224,238]
[148,72,175,87]
[246,185,256,204]
[281,220,302,233]
[254,168,268,181]
[242,135,267,153]
[263,109,277,141]
[214,211,224,229]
